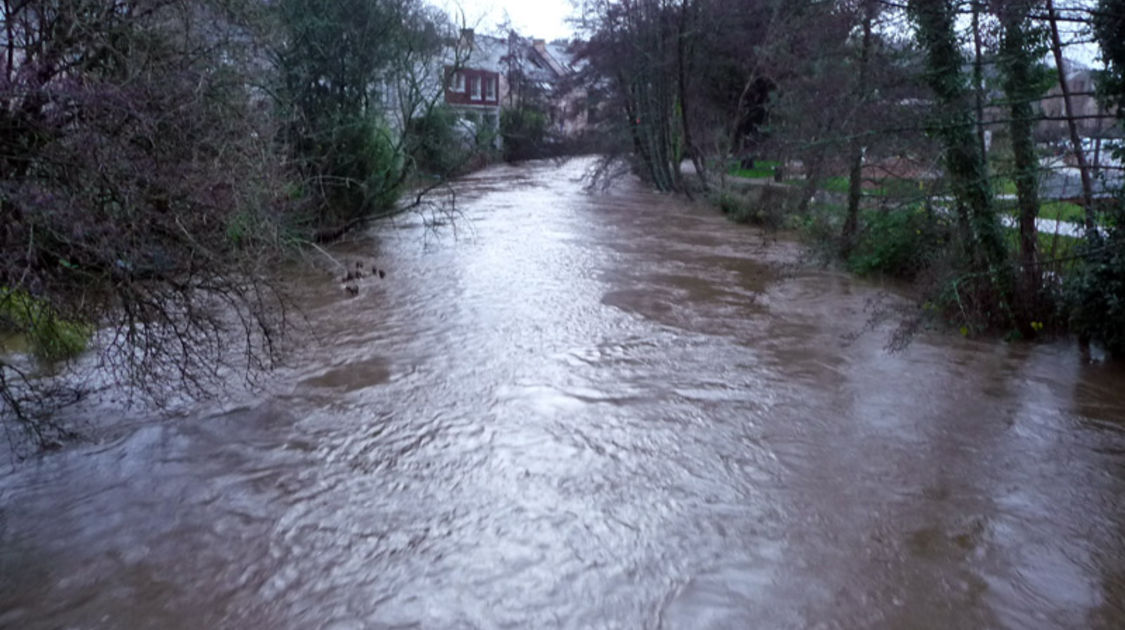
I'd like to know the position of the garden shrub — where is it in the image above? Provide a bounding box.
[1065,200,1125,356]
[847,205,951,278]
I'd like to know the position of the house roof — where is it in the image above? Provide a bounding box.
[464,34,508,70]
[545,41,580,71]
[455,30,580,85]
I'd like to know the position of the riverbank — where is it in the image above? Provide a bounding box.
[688,160,1122,352]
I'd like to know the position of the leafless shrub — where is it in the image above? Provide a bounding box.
[1,0,291,451]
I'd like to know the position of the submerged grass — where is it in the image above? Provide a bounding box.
[0,289,93,362]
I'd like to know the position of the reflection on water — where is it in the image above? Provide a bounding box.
[3,158,1125,629]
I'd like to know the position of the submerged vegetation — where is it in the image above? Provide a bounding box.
[0,290,92,363]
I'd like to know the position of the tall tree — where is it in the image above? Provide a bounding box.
[842,0,878,255]
[907,0,1006,273]
[971,1,989,161]
[580,0,682,191]
[276,0,403,226]
[578,0,780,192]
[995,0,1046,330]
[275,0,458,232]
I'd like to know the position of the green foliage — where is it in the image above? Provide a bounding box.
[500,107,549,161]
[793,202,847,260]
[715,192,758,223]
[1066,201,1125,356]
[847,206,950,278]
[356,119,403,211]
[994,178,1019,196]
[908,0,1008,276]
[1095,0,1125,117]
[304,111,403,222]
[276,0,432,227]
[407,107,484,177]
[0,290,92,363]
[1041,201,1085,224]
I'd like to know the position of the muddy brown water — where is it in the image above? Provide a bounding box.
[3,158,1125,629]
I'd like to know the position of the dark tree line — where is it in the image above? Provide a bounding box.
[0,0,478,450]
[578,0,1125,353]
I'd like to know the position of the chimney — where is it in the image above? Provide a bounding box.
[532,39,546,52]
[460,28,475,49]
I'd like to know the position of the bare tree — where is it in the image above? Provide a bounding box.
[1045,0,1096,230]
[995,0,1045,330]
[842,0,879,255]
[1,0,288,449]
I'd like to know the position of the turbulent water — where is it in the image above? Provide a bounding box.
[3,158,1125,629]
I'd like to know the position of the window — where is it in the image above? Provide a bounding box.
[471,76,481,100]
[453,72,465,92]
[484,76,496,100]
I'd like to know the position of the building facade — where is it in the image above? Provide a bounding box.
[442,29,587,140]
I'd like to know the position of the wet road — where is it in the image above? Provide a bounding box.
[3,158,1125,629]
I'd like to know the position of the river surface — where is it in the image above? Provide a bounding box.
[3,158,1125,629]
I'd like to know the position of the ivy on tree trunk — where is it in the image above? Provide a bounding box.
[996,0,1043,331]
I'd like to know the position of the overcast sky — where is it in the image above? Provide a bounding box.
[435,0,579,41]
[432,1,1102,66]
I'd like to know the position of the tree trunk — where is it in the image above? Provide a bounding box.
[972,4,988,161]
[842,1,875,256]
[1046,0,1096,231]
[798,153,824,215]
[998,2,1042,334]
[908,0,1006,273]
[677,0,707,190]
[1093,136,1102,178]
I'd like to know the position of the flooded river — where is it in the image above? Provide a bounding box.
[3,158,1125,629]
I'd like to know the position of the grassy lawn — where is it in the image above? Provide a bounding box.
[726,166,1094,228]
[993,178,1018,196]
[1042,200,1087,223]
[821,176,851,193]
[1001,226,1083,268]
[997,198,1087,224]
[729,160,780,179]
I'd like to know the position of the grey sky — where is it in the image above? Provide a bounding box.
[434,0,579,41]
[432,1,1103,67]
